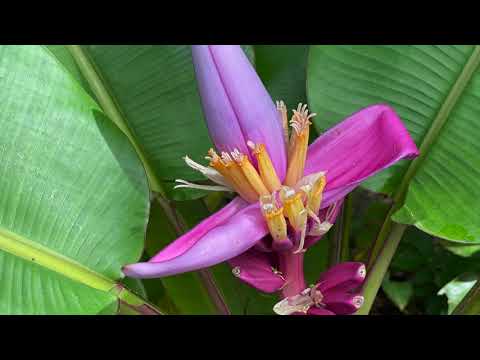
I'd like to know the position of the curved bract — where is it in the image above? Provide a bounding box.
[123,202,268,278]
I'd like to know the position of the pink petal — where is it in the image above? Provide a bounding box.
[316,262,366,293]
[306,307,336,316]
[322,291,364,315]
[209,45,287,180]
[305,104,419,208]
[123,201,268,279]
[151,197,248,262]
[229,250,285,293]
[254,238,274,252]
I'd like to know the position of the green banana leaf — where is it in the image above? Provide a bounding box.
[254,45,309,111]
[0,45,151,314]
[308,45,480,244]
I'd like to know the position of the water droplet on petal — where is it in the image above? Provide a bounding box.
[358,264,366,279]
[353,295,364,309]
[232,266,241,277]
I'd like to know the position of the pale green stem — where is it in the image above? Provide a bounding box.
[356,223,407,315]
[367,206,396,270]
[115,284,164,315]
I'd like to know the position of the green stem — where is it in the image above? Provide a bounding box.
[366,205,397,270]
[356,223,407,315]
[115,284,164,315]
[452,280,480,315]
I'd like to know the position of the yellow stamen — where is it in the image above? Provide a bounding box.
[248,141,282,193]
[231,149,270,197]
[308,174,326,215]
[284,104,315,187]
[222,152,259,203]
[208,149,258,203]
[285,128,308,186]
[287,104,307,161]
[276,100,289,149]
[207,149,234,183]
[280,186,307,232]
[260,195,288,242]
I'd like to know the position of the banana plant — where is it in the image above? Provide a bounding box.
[1,44,479,315]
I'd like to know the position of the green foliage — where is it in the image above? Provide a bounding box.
[254,45,309,111]
[82,46,214,196]
[308,45,480,244]
[381,226,480,314]
[0,45,150,314]
[382,273,414,312]
[438,273,478,314]
[3,44,480,315]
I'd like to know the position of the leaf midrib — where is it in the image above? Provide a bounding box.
[0,225,115,292]
[358,45,480,314]
[0,225,164,314]
[66,45,164,195]
[394,45,480,204]
[371,45,480,262]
